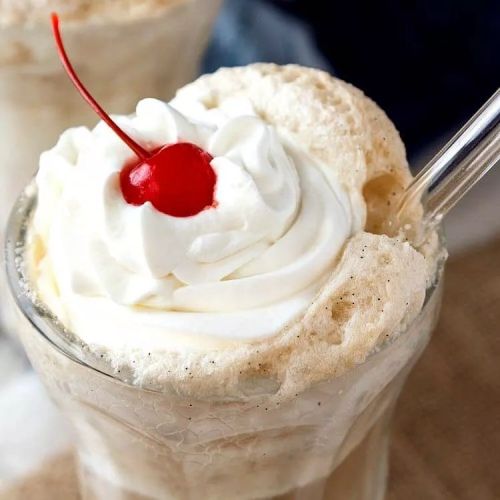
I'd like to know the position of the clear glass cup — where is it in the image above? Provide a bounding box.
[6,186,445,500]
[0,0,222,335]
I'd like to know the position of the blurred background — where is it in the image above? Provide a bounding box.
[0,0,499,498]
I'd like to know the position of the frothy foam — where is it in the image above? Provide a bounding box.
[27,64,437,398]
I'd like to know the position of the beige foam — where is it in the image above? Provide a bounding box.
[109,232,427,401]
[86,65,431,397]
[30,64,438,400]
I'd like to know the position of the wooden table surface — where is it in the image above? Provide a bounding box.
[388,237,500,500]
[3,238,499,500]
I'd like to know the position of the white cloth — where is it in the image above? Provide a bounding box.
[0,364,71,490]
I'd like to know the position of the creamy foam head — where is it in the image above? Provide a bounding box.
[29,64,436,397]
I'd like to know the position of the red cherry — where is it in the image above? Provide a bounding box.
[120,143,216,217]
[51,13,216,218]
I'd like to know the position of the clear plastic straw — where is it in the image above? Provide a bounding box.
[398,88,500,237]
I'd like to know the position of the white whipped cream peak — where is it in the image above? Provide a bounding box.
[33,97,356,345]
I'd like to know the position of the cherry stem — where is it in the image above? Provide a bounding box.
[51,13,149,161]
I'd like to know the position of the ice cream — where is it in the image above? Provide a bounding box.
[28,63,434,392]
[13,64,443,499]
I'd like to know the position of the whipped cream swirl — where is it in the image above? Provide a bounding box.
[33,98,354,345]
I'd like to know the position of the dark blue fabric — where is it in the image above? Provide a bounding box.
[267,0,500,157]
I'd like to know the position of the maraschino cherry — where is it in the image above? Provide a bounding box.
[51,13,216,217]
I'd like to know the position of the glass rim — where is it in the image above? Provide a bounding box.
[5,183,447,392]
